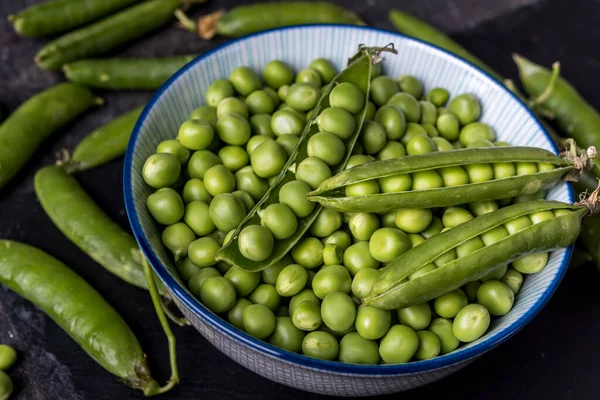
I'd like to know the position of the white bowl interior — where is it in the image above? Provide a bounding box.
[125,25,572,374]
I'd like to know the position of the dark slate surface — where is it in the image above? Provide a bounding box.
[1,0,600,399]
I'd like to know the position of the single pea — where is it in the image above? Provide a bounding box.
[308,131,346,166]
[346,180,380,196]
[238,225,274,262]
[187,150,221,179]
[377,140,406,160]
[453,304,490,343]
[351,268,380,299]
[269,317,306,352]
[189,105,218,127]
[289,288,320,315]
[245,90,275,115]
[216,97,249,119]
[310,208,343,238]
[200,276,236,313]
[156,139,191,164]
[477,280,515,316]
[182,200,213,236]
[0,370,13,400]
[292,237,324,269]
[216,113,251,146]
[442,207,474,228]
[400,123,428,145]
[434,289,468,319]
[346,154,373,169]
[243,304,276,339]
[493,162,516,179]
[368,227,411,264]
[470,200,499,216]
[434,246,457,267]
[278,84,290,101]
[411,169,444,190]
[187,237,219,268]
[321,292,356,332]
[0,345,17,371]
[147,188,184,225]
[249,284,281,312]
[502,268,524,294]
[432,137,454,152]
[250,140,287,178]
[296,68,322,86]
[296,157,332,190]
[481,225,509,246]
[429,318,459,354]
[387,92,421,122]
[379,324,419,364]
[291,300,322,331]
[263,86,280,106]
[217,146,248,172]
[370,76,399,106]
[339,332,380,364]
[504,215,533,235]
[323,243,343,266]
[302,331,339,360]
[206,79,235,107]
[360,121,387,155]
[397,303,431,330]
[408,263,437,281]
[395,208,432,234]
[355,305,391,340]
[322,230,352,250]
[285,82,320,111]
[512,252,549,274]
[380,211,398,228]
[421,123,439,138]
[249,113,274,137]
[209,193,246,232]
[176,257,201,283]
[263,60,294,88]
[460,122,496,146]
[349,213,380,241]
[317,107,356,140]
[310,58,337,83]
[233,166,269,201]
[462,280,481,303]
[516,162,538,175]
[258,203,297,240]
[343,241,380,276]
[228,298,252,330]
[162,222,195,258]
[142,153,181,189]
[465,163,494,183]
[271,109,304,137]
[363,101,376,121]
[427,87,450,106]
[407,233,425,248]
[279,180,315,218]
[260,254,292,284]
[229,66,261,96]
[439,166,469,187]
[224,266,260,297]
[397,75,423,98]
[275,135,299,157]
[419,100,438,124]
[414,330,441,360]
[406,134,436,155]
[456,236,485,259]
[537,162,555,172]
[374,104,406,140]
[330,82,364,113]
[276,264,309,297]
[203,164,236,196]
[312,264,352,299]
[188,267,220,295]
[448,93,481,125]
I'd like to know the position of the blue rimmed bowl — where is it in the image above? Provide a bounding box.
[124,25,573,397]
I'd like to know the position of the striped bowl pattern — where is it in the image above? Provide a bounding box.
[124,25,573,396]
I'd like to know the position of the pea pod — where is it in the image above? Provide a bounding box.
[35,0,184,71]
[64,56,197,90]
[34,165,163,294]
[574,176,600,270]
[0,240,162,394]
[0,83,99,190]
[176,2,364,39]
[308,146,590,213]
[9,0,143,37]
[364,199,593,310]
[216,45,394,272]
[64,105,145,172]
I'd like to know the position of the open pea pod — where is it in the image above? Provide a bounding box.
[308,146,593,213]
[364,199,595,310]
[216,45,397,272]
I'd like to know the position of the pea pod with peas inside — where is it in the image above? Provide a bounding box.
[308,145,594,213]
[216,45,396,272]
[364,198,598,310]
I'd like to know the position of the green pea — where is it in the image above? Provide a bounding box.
[354,305,391,340]
[376,140,406,160]
[323,243,343,266]
[516,162,538,175]
[162,222,195,258]
[317,107,356,140]
[421,123,439,138]
[503,215,532,235]
[296,68,322,86]
[477,280,515,316]
[388,92,421,123]
[249,283,281,312]
[277,84,290,101]
[229,66,261,96]
[368,227,411,263]
[379,324,419,364]
[414,330,441,360]
[176,257,201,283]
[0,345,17,371]
[291,300,322,331]
[436,113,460,141]
[438,166,468,187]
[249,140,287,178]
[501,268,524,294]
[256,253,289,283]
[292,237,324,269]
[156,139,191,164]
[455,236,484,259]
[429,318,459,354]
[290,288,320,315]
[181,201,213,236]
[224,266,260,297]
[492,162,516,179]
[249,114,274,137]
[361,100,375,121]
[453,304,490,343]
[208,193,244,232]
[142,153,181,189]
[309,58,337,83]
[271,109,304,137]
[419,100,438,124]
[432,137,454,152]
[408,263,436,281]
[147,188,184,225]
[369,75,399,106]
[228,298,252,330]
[190,105,218,128]
[538,162,555,172]
[407,233,426,248]
[321,292,356,332]
[0,371,13,400]
[279,180,315,218]
[406,134,436,155]
[330,82,364,113]
[269,317,306,352]
[461,281,480,303]
[343,241,380,276]
[427,88,450,106]
[411,169,443,190]
[187,150,221,179]
[216,97,249,119]
[512,252,549,274]
[352,266,380,298]
[295,156,332,190]
[395,208,432,234]
[322,230,352,250]
[275,264,308,297]
[263,86,280,106]
[204,78,233,106]
[374,104,406,140]
[397,303,431,330]
[275,135,299,157]
[203,164,235,196]
[465,163,494,183]
[346,154,373,169]
[380,211,397,228]
[434,289,468,319]
[309,208,342,238]
[187,237,219,268]
[358,121,386,155]
[263,60,294,88]
[470,200,499,216]
[216,113,251,146]
[238,225,274,262]
[482,265,508,283]
[348,213,380,241]
[448,93,481,125]
[243,304,276,339]
[308,131,346,166]
[217,146,248,172]
[434,246,457,267]
[302,331,339,360]
[397,75,423,98]
[188,267,220,294]
[460,122,496,146]
[346,180,380,196]
[200,276,236,313]
[337,332,380,364]
[285,82,320,111]
[256,203,296,240]
[442,207,474,228]
[481,225,509,246]
[312,264,352,299]
[245,90,275,115]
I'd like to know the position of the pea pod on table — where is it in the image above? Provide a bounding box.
[0,83,100,191]
[176,2,364,39]
[364,198,597,310]
[8,0,143,37]
[216,45,396,272]
[308,146,594,213]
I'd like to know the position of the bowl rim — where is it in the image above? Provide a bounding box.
[124,23,573,375]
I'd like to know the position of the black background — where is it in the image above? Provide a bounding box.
[1,0,600,399]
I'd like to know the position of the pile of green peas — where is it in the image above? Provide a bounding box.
[141,60,550,365]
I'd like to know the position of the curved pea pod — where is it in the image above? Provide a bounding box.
[34,165,164,294]
[0,240,160,394]
[177,2,364,39]
[308,146,589,213]
[64,105,145,172]
[216,45,396,272]
[0,83,100,191]
[364,200,591,310]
